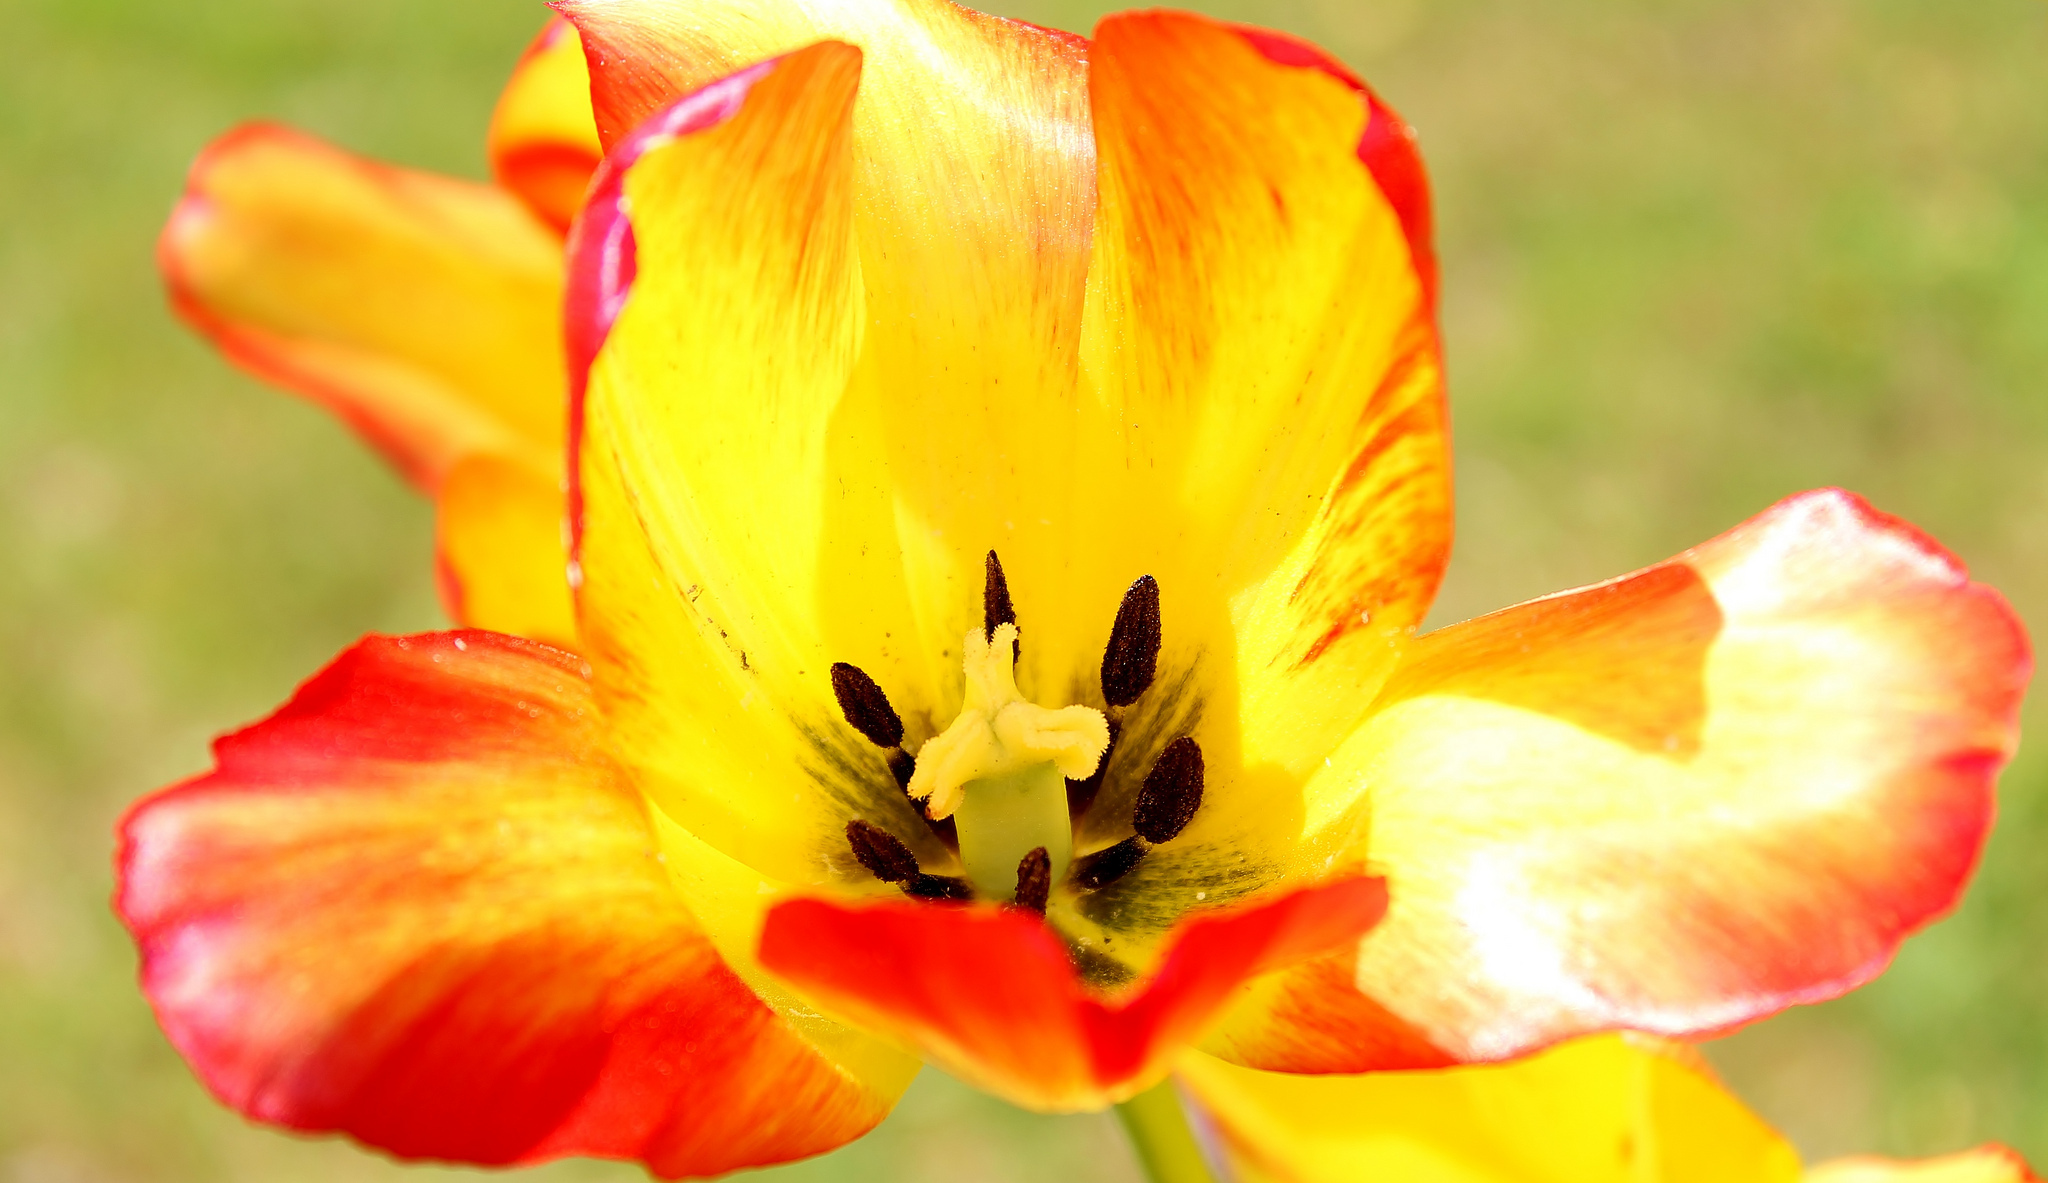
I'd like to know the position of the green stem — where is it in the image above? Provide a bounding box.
[1115,1078,1222,1183]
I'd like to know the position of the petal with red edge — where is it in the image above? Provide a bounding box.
[573,43,954,887]
[489,17,604,232]
[161,123,564,489]
[1177,1034,1803,1183]
[560,0,1105,744]
[435,454,576,647]
[1809,1149,2042,1183]
[1081,13,1450,793]
[1208,489,2031,1071]
[758,877,1386,1112]
[117,631,911,1178]
[1028,14,1449,987]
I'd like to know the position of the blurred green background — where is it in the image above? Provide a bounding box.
[2,0,2043,1178]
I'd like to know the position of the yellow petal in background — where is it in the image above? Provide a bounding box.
[488,17,604,233]
[161,123,566,490]
[1182,1034,2037,1183]
[1177,1034,1803,1183]
[435,453,576,648]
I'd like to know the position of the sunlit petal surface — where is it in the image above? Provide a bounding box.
[116,632,911,1177]
[1209,489,2029,1071]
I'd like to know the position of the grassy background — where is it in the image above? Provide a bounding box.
[1,0,2042,1178]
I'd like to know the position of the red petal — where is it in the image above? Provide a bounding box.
[759,878,1387,1111]
[118,631,898,1177]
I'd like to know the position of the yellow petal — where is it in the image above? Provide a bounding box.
[1176,1034,1802,1183]
[488,17,603,232]
[575,42,944,886]
[1031,14,1450,977]
[163,123,566,489]
[1082,13,1450,785]
[561,0,1094,733]
[435,453,576,647]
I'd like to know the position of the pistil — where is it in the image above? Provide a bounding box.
[909,622,1108,895]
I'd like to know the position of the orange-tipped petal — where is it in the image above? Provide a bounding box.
[117,631,907,1177]
[435,453,576,646]
[1210,489,2031,1071]
[489,17,603,232]
[161,123,565,490]
[1809,1148,2042,1183]
[758,878,1386,1112]
[1075,12,1450,786]
[1177,1034,1804,1183]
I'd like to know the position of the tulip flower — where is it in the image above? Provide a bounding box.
[1177,1032,2039,1183]
[132,2,2031,1179]
[159,19,600,646]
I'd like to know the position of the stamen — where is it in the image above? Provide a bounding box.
[984,550,1019,660]
[1072,837,1145,890]
[887,749,916,791]
[831,663,904,749]
[1133,737,1204,843]
[906,874,975,902]
[1014,847,1051,913]
[1101,575,1162,708]
[846,820,918,883]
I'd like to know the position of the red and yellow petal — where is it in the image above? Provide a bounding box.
[573,43,956,886]
[757,877,1386,1112]
[488,17,604,233]
[434,453,576,647]
[117,631,909,1178]
[1209,489,2030,1071]
[1081,13,1450,788]
[161,123,565,490]
[1177,1035,1804,1183]
[560,0,1098,730]
[1809,1149,2042,1183]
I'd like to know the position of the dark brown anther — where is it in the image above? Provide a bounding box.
[886,748,916,791]
[1072,836,1146,890]
[1014,847,1051,913]
[1133,736,1204,843]
[984,550,1019,659]
[906,874,975,902]
[846,820,919,883]
[922,810,958,849]
[831,663,904,749]
[1101,575,1161,707]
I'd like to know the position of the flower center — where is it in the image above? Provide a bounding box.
[829,551,1204,913]
[909,621,1109,894]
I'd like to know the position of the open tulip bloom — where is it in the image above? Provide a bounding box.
[131,2,2036,1180]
